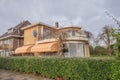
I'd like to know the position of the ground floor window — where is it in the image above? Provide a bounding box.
[64,43,85,57]
[0,50,11,56]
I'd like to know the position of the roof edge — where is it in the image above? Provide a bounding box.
[21,21,53,30]
[0,35,23,40]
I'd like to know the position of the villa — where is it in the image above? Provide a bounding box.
[15,22,90,57]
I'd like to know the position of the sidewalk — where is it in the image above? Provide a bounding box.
[0,69,52,80]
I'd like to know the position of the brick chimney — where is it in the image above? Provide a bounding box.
[55,22,59,28]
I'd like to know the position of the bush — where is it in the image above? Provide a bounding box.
[94,46,108,55]
[0,57,120,80]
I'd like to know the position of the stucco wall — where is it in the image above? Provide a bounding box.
[24,25,41,45]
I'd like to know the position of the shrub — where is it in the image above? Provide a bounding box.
[94,46,108,55]
[0,57,119,80]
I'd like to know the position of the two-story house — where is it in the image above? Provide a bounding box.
[15,22,90,57]
[0,20,31,56]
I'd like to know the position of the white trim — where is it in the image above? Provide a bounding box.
[64,25,81,28]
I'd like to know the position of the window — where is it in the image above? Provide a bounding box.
[4,40,8,44]
[72,31,76,36]
[63,32,69,37]
[8,28,14,33]
[4,39,11,44]
[66,30,76,37]
[32,30,38,37]
[68,43,85,57]
[43,29,48,38]
[43,28,53,39]
[8,39,12,44]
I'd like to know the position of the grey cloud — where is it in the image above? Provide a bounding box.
[0,0,120,37]
[105,0,120,17]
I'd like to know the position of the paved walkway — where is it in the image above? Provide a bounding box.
[0,69,52,80]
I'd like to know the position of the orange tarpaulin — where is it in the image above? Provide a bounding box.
[31,42,60,53]
[15,45,33,54]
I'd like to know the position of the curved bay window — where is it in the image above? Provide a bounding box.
[64,43,85,57]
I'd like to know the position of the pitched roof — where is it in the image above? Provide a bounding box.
[0,20,31,39]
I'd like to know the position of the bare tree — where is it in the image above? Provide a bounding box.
[44,29,67,56]
[57,31,68,56]
[98,25,115,55]
[105,11,120,27]
[83,30,94,46]
[94,38,99,47]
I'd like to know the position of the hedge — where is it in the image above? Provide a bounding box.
[0,57,120,80]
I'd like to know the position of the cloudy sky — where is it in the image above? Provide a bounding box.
[0,0,120,36]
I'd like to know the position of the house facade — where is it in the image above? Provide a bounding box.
[15,22,90,57]
[0,20,31,56]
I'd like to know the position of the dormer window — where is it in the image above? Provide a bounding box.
[8,27,14,33]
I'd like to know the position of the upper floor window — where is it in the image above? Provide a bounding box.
[4,40,8,44]
[43,28,54,39]
[72,31,76,36]
[64,30,80,37]
[8,28,14,33]
[4,39,12,44]
[8,39,12,44]
[32,30,38,38]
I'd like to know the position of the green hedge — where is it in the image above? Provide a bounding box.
[0,57,120,80]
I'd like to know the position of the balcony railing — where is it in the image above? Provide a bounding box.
[64,35,88,41]
[37,35,88,44]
